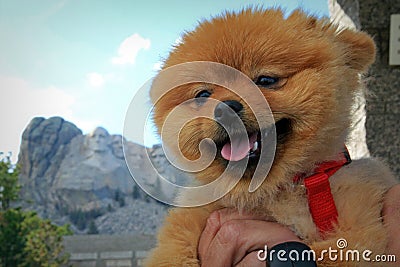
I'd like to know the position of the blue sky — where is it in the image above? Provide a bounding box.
[0,0,329,161]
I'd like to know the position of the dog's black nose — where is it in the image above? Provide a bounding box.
[214,100,243,124]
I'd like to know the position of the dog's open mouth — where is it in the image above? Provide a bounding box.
[217,118,292,162]
[220,131,261,161]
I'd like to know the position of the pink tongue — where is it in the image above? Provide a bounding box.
[221,133,258,161]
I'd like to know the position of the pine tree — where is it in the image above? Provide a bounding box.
[87,220,99,235]
[0,153,72,266]
[0,153,20,211]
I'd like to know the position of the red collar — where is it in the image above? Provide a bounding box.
[294,147,351,236]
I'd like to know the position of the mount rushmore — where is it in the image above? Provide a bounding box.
[18,116,189,234]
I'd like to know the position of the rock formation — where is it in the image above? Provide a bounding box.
[18,116,189,233]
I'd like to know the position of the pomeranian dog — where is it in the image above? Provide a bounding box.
[145,8,397,266]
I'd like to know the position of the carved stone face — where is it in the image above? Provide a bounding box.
[87,127,110,153]
[111,135,124,159]
[150,147,165,173]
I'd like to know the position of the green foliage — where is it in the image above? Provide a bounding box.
[114,189,125,207]
[0,208,26,266]
[132,185,141,199]
[144,194,152,203]
[0,153,72,267]
[68,208,104,231]
[107,203,113,212]
[22,214,72,267]
[87,220,99,235]
[68,209,87,230]
[0,208,72,267]
[118,196,125,207]
[0,154,20,210]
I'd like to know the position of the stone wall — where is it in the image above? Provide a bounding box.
[360,1,400,177]
[329,0,370,160]
[329,0,400,177]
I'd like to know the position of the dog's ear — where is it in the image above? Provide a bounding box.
[336,29,376,72]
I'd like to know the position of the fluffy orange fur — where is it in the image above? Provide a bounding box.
[145,8,398,266]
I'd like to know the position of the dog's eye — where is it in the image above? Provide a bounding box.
[195,90,211,98]
[255,75,283,89]
[194,90,211,105]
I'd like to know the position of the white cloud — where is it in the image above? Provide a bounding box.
[86,72,105,88]
[0,76,77,161]
[111,33,151,65]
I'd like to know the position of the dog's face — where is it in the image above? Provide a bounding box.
[150,8,375,200]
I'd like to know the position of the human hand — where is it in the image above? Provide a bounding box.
[198,208,302,267]
[197,184,400,266]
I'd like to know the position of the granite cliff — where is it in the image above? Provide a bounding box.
[18,116,189,234]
